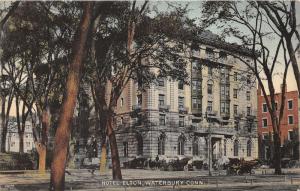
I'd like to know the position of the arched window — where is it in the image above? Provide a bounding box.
[178,135,185,155]
[247,139,252,157]
[234,139,239,157]
[193,137,199,156]
[158,133,166,155]
[136,134,143,156]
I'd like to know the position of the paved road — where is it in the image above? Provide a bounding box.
[1,169,300,190]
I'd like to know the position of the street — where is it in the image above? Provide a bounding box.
[1,168,300,191]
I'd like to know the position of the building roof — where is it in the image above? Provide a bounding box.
[192,30,257,58]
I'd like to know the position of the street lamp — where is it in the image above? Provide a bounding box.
[205,107,212,176]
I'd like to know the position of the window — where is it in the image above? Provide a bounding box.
[234,72,238,81]
[262,103,267,113]
[159,94,165,106]
[207,101,213,112]
[233,89,238,99]
[288,115,294,124]
[206,48,214,59]
[178,80,184,90]
[234,105,238,115]
[193,138,199,156]
[207,84,213,94]
[221,102,225,113]
[157,78,164,86]
[224,140,227,156]
[178,136,185,155]
[159,114,166,125]
[262,133,269,140]
[123,142,128,157]
[247,74,251,84]
[137,134,143,155]
[158,134,165,155]
[235,120,239,131]
[288,131,293,141]
[120,117,124,125]
[137,94,142,106]
[288,100,293,110]
[234,140,239,156]
[221,85,225,97]
[219,51,227,60]
[179,116,184,127]
[26,142,30,147]
[178,97,184,109]
[247,107,251,115]
[192,98,201,109]
[208,67,213,76]
[192,60,199,70]
[192,80,201,93]
[246,91,250,101]
[262,118,268,127]
[120,98,124,107]
[221,101,230,114]
[248,120,253,133]
[247,140,252,157]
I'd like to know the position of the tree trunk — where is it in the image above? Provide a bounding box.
[285,40,300,98]
[19,131,24,153]
[50,2,93,191]
[99,138,107,174]
[36,143,46,173]
[273,132,282,174]
[107,115,122,180]
[37,107,50,173]
[1,95,6,152]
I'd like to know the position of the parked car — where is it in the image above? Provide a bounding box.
[123,157,147,169]
[160,157,191,171]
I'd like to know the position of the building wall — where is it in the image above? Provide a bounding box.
[5,121,35,153]
[257,86,299,160]
[114,40,259,165]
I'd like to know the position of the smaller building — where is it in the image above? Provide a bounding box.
[5,120,35,153]
[257,86,299,161]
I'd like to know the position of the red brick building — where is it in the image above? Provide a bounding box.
[257,86,299,161]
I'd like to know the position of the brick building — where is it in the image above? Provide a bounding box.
[257,86,299,161]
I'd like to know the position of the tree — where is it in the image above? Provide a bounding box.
[202,1,292,174]
[50,2,94,190]
[258,1,300,97]
[87,1,194,179]
[0,1,20,153]
[0,2,80,171]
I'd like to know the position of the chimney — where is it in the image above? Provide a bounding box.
[280,83,287,93]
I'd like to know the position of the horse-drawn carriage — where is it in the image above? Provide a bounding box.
[226,158,259,175]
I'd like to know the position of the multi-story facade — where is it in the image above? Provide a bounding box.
[257,86,299,161]
[114,31,258,165]
[5,120,35,153]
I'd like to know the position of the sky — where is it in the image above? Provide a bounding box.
[149,1,300,92]
[2,1,300,116]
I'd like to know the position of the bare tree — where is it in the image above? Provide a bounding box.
[202,1,292,174]
[258,1,300,97]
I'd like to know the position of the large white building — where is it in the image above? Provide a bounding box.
[114,31,258,165]
[5,120,35,153]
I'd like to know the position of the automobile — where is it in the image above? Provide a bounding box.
[160,156,191,171]
[123,156,148,169]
